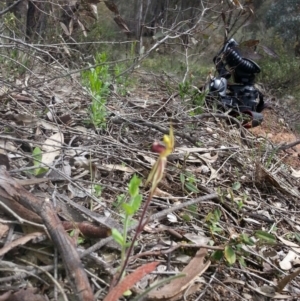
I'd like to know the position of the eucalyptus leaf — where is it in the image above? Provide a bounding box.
[185,182,199,193]
[224,245,236,265]
[255,230,276,244]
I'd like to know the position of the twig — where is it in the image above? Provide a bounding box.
[277,139,300,151]
[111,117,199,146]
[0,200,45,228]
[131,243,224,260]
[19,259,69,301]
[0,0,23,17]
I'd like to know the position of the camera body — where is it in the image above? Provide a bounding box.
[208,38,264,127]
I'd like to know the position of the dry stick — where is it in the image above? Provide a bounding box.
[277,139,300,151]
[0,167,94,301]
[111,117,198,146]
[131,243,224,260]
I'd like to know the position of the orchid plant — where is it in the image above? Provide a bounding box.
[114,125,175,283]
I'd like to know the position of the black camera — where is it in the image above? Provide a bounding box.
[208,38,264,128]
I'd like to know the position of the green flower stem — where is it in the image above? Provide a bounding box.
[117,190,154,283]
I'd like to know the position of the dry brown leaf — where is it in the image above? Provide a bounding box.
[37,120,60,131]
[279,250,299,270]
[291,167,300,178]
[277,236,300,253]
[78,20,87,37]
[0,85,9,97]
[199,153,218,164]
[60,22,70,36]
[175,147,212,153]
[0,140,17,153]
[104,262,159,301]
[0,232,44,257]
[113,15,130,33]
[42,132,64,166]
[89,4,98,19]
[147,248,210,301]
[104,1,119,15]
[277,268,300,292]
[153,187,177,200]
[101,164,139,173]
[0,223,9,239]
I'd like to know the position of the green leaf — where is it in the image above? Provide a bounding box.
[123,290,132,297]
[111,228,124,246]
[93,184,103,197]
[232,181,241,191]
[181,213,192,222]
[254,230,276,244]
[211,250,223,262]
[185,182,199,193]
[240,233,253,245]
[238,256,247,267]
[214,208,222,220]
[180,173,185,185]
[32,147,42,166]
[35,167,48,176]
[228,187,234,200]
[128,175,141,197]
[122,203,135,216]
[294,232,300,243]
[131,194,142,213]
[187,204,198,217]
[224,245,236,265]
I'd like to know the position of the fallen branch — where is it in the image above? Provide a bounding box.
[277,139,300,151]
[0,167,94,301]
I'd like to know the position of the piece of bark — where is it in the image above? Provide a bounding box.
[0,167,94,301]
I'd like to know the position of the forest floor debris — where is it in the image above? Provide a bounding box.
[0,70,300,301]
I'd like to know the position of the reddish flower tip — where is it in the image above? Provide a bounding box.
[151,142,166,154]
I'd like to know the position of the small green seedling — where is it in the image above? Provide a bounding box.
[32,147,48,176]
[111,175,142,264]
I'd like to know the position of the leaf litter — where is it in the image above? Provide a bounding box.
[0,68,300,301]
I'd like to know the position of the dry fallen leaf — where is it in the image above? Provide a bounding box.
[277,268,300,293]
[42,132,64,166]
[279,250,300,270]
[277,236,300,253]
[147,248,210,301]
[103,262,159,301]
[0,232,44,257]
[0,223,9,239]
[291,167,300,178]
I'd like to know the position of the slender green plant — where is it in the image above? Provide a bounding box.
[111,175,142,264]
[82,52,110,129]
[112,125,174,284]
